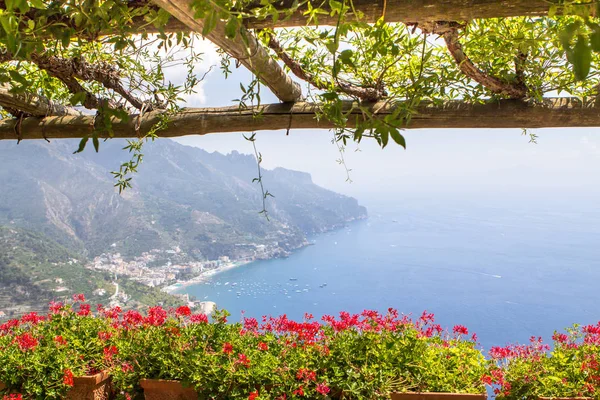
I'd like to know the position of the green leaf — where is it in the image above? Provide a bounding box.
[74,137,89,154]
[93,135,100,153]
[8,70,26,85]
[28,0,45,8]
[69,92,87,106]
[380,129,389,148]
[224,17,239,40]
[202,10,218,36]
[390,129,406,149]
[339,49,354,66]
[114,39,128,52]
[559,22,580,50]
[571,35,592,81]
[590,25,600,52]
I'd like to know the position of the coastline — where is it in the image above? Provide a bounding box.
[162,216,368,295]
[162,260,253,293]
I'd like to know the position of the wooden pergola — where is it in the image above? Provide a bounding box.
[0,0,597,141]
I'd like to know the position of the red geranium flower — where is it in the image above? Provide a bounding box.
[190,313,208,324]
[14,332,38,351]
[236,353,251,368]
[258,342,268,351]
[49,301,63,314]
[72,293,86,302]
[77,303,91,316]
[63,369,74,387]
[316,383,330,395]
[222,342,233,354]
[248,391,259,400]
[121,363,134,373]
[103,346,118,362]
[453,325,469,335]
[54,335,67,346]
[175,306,191,317]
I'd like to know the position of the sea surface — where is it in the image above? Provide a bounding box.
[175,194,600,350]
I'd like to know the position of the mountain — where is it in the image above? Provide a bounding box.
[0,139,367,261]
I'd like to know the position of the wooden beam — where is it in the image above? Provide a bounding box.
[139,0,561,32]
[0,84,82,117]
[243,0,561,29]
[152,0,302,103]
[1,98,599,141]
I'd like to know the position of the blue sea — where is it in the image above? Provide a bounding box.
[175,193,600,350]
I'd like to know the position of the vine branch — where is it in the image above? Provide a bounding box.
[429,22,528,99]
[266,32,387,101]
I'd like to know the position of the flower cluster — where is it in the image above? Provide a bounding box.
[8,297,599,400]
[489,323,600,399]
[0,296,119,400]
[107,308,486,400]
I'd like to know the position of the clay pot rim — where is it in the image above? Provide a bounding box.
[538,397,595,400]
[140,378,196,391]
[72,370,111,385]
[1,370,110,389]
[390,392,487,399]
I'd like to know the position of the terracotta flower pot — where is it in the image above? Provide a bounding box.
[539,398,594,400]
[390,392,487,400]
[140,379,198,400]
[0,371,112,400]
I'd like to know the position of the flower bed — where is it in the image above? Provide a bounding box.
[488,323,600,399]
[0,298,488,399]
[3,295,599,400]
[108,307,487,399]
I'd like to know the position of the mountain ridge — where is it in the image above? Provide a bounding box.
[0,139,367,260]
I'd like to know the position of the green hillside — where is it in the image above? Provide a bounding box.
[0,226,180,318]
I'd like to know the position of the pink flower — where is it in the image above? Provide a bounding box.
[552,332,568,344]
[72,293,86,302]
[49,301,63,314]
[453,325,469,335]
[316,383,330,395]
[121,363,134,373]
[190,313,208,324]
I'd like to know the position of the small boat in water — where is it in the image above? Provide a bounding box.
[289,278,298,281]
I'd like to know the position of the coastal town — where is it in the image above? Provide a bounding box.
[86,241,301,291]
